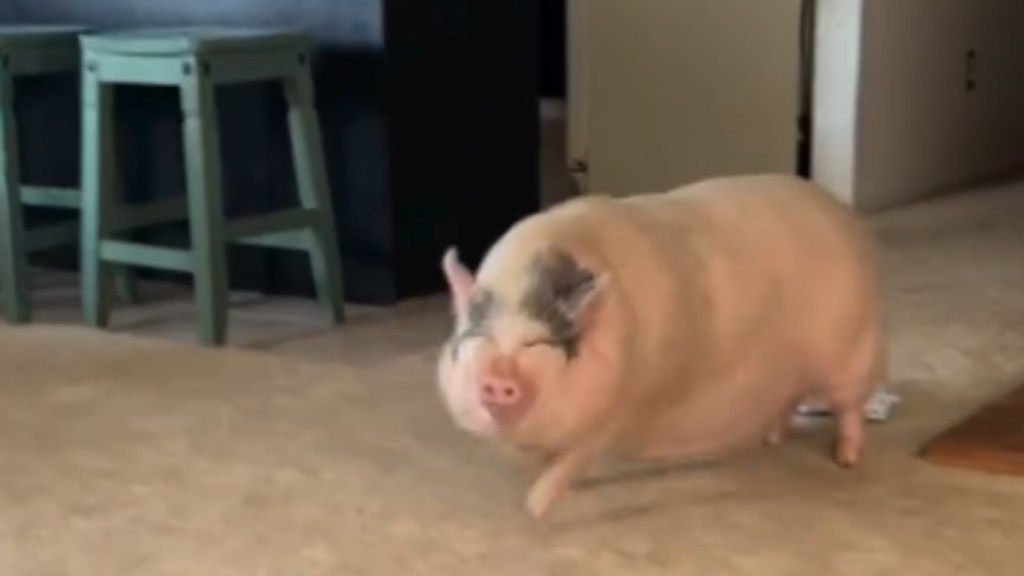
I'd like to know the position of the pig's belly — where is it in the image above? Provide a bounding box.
[623,368,804,463]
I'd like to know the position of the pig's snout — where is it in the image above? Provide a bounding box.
[482,380,520,404]
[479,377,534,426]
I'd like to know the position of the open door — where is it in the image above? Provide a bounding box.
[567,0,805,197]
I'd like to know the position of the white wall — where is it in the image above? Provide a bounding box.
[811,0,864,206]
[813,0,1024,211]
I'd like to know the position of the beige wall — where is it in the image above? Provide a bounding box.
[569,0,1024,209]
[814,0,1024,211]
[568,0,802,197]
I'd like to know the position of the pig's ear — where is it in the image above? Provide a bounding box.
[442,247,475,312]
[558,269,607,326]
[527,248,607,330]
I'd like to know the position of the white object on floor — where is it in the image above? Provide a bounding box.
[795,386,902,423]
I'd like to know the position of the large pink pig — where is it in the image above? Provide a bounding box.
[435,174,886,519]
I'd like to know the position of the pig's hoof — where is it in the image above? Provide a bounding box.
[836,454,860,468]
[525,481,566,520]
[833,442,862,468]
[834,410,864,467]
[525,492,553,520]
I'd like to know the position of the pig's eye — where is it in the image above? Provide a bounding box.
[523,338,555,349]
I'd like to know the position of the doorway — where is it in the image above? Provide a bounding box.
[544,0,809,199]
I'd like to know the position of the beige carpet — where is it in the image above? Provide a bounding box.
[4,183,1024,575]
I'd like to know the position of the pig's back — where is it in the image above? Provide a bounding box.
[597,175,881,459]
[506,173,878,369]
[623,173,878,359]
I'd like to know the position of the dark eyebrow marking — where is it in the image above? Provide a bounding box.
[466,288,496,331]
[520,249,597,359]
[450,288,497,359]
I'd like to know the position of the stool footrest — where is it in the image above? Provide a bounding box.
[21,185,80,209]
[233,230,309,251]
[115,197,189,230]
[25,221,79,252]
[225,207,317,244]
[100,240,194,272]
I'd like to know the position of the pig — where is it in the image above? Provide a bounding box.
[435,173,887,519]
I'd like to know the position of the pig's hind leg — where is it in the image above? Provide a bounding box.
[823,324,886,467]
[764,398,801,446]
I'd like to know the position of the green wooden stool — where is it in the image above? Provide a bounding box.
[78,27,346,345]
[0,25,137,325]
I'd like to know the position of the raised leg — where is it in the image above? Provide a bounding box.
[79,63,116,328]
[0,66,30,323]
[523,425,618,520]
[526,447,597,520]
[282,54,345,323]
[181,60,228,346]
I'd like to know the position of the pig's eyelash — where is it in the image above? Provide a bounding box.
[523,338,555,349]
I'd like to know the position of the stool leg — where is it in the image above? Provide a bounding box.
[114,269,139,303]
[181,64,228,346]
[108,169,138,305]
[283,60,345,323]
[0,68,31,324]
[80,69,116,328]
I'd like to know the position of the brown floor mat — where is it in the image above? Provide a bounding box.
[922,384,1024,476]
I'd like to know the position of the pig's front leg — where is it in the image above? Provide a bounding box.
[525,441,607,519]
[524,422,618,520]
[524,410,627,519]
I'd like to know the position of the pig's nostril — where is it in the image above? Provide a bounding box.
[481,381,520,404]
[479,379,530,423]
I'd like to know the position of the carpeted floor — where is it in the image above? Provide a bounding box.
[3,181,1024,574]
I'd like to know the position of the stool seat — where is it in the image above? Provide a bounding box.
[80,27,306,56]
[0,25,90,75]
[0,25,89,49]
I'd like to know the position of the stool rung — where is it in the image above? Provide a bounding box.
[25,221,79,252]
[115,197,189,230]
[21,185,80,209]
[100,240,194,272]
[225,208,317,243]
[233,230,310,251]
